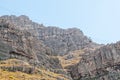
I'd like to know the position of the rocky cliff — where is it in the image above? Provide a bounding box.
[0,19,66,73]
[69,41,120,80]
[0,15,98,55]
[0,18,73,80]
[1,15,120,80]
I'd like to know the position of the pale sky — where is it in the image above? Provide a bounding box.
[0,0,120,44]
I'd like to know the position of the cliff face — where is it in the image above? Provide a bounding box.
[0,18,73,80]
[0,15,98,55]
[69,41,120,80]
[37,27,96,55]
[1,15,120,80]
[0,19,63,71]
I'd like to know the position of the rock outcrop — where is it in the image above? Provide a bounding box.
[37,27,98,55]
[2,15,120,80]
[0,19,64,73]
[69,41,120,80]
[0,15,99,55]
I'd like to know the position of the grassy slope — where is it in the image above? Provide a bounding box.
[59,48,96,68]
[58,50,85,68]
[0,59,68,80]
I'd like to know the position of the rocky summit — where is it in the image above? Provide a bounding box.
[0,15,120,80]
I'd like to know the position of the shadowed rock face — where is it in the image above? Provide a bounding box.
[0,15,99,55]
[69,41,120,80]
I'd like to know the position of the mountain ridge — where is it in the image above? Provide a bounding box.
[0,15,100,55]
[0,15,120,80]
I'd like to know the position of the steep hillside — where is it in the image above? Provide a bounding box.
[0,19,72,80]
[69,41,120,80]
[0,59,70,80]
[0,19,57,69]
[1,15,119,80]
[0,15,99,55]
[59,47,98,69]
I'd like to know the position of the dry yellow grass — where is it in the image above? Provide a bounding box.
[0,69,69,80]
[58,49,85,68]
[0,69,56,80]
[59,48,98,69]
[0,59,30,67]
[0,59,69,80]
